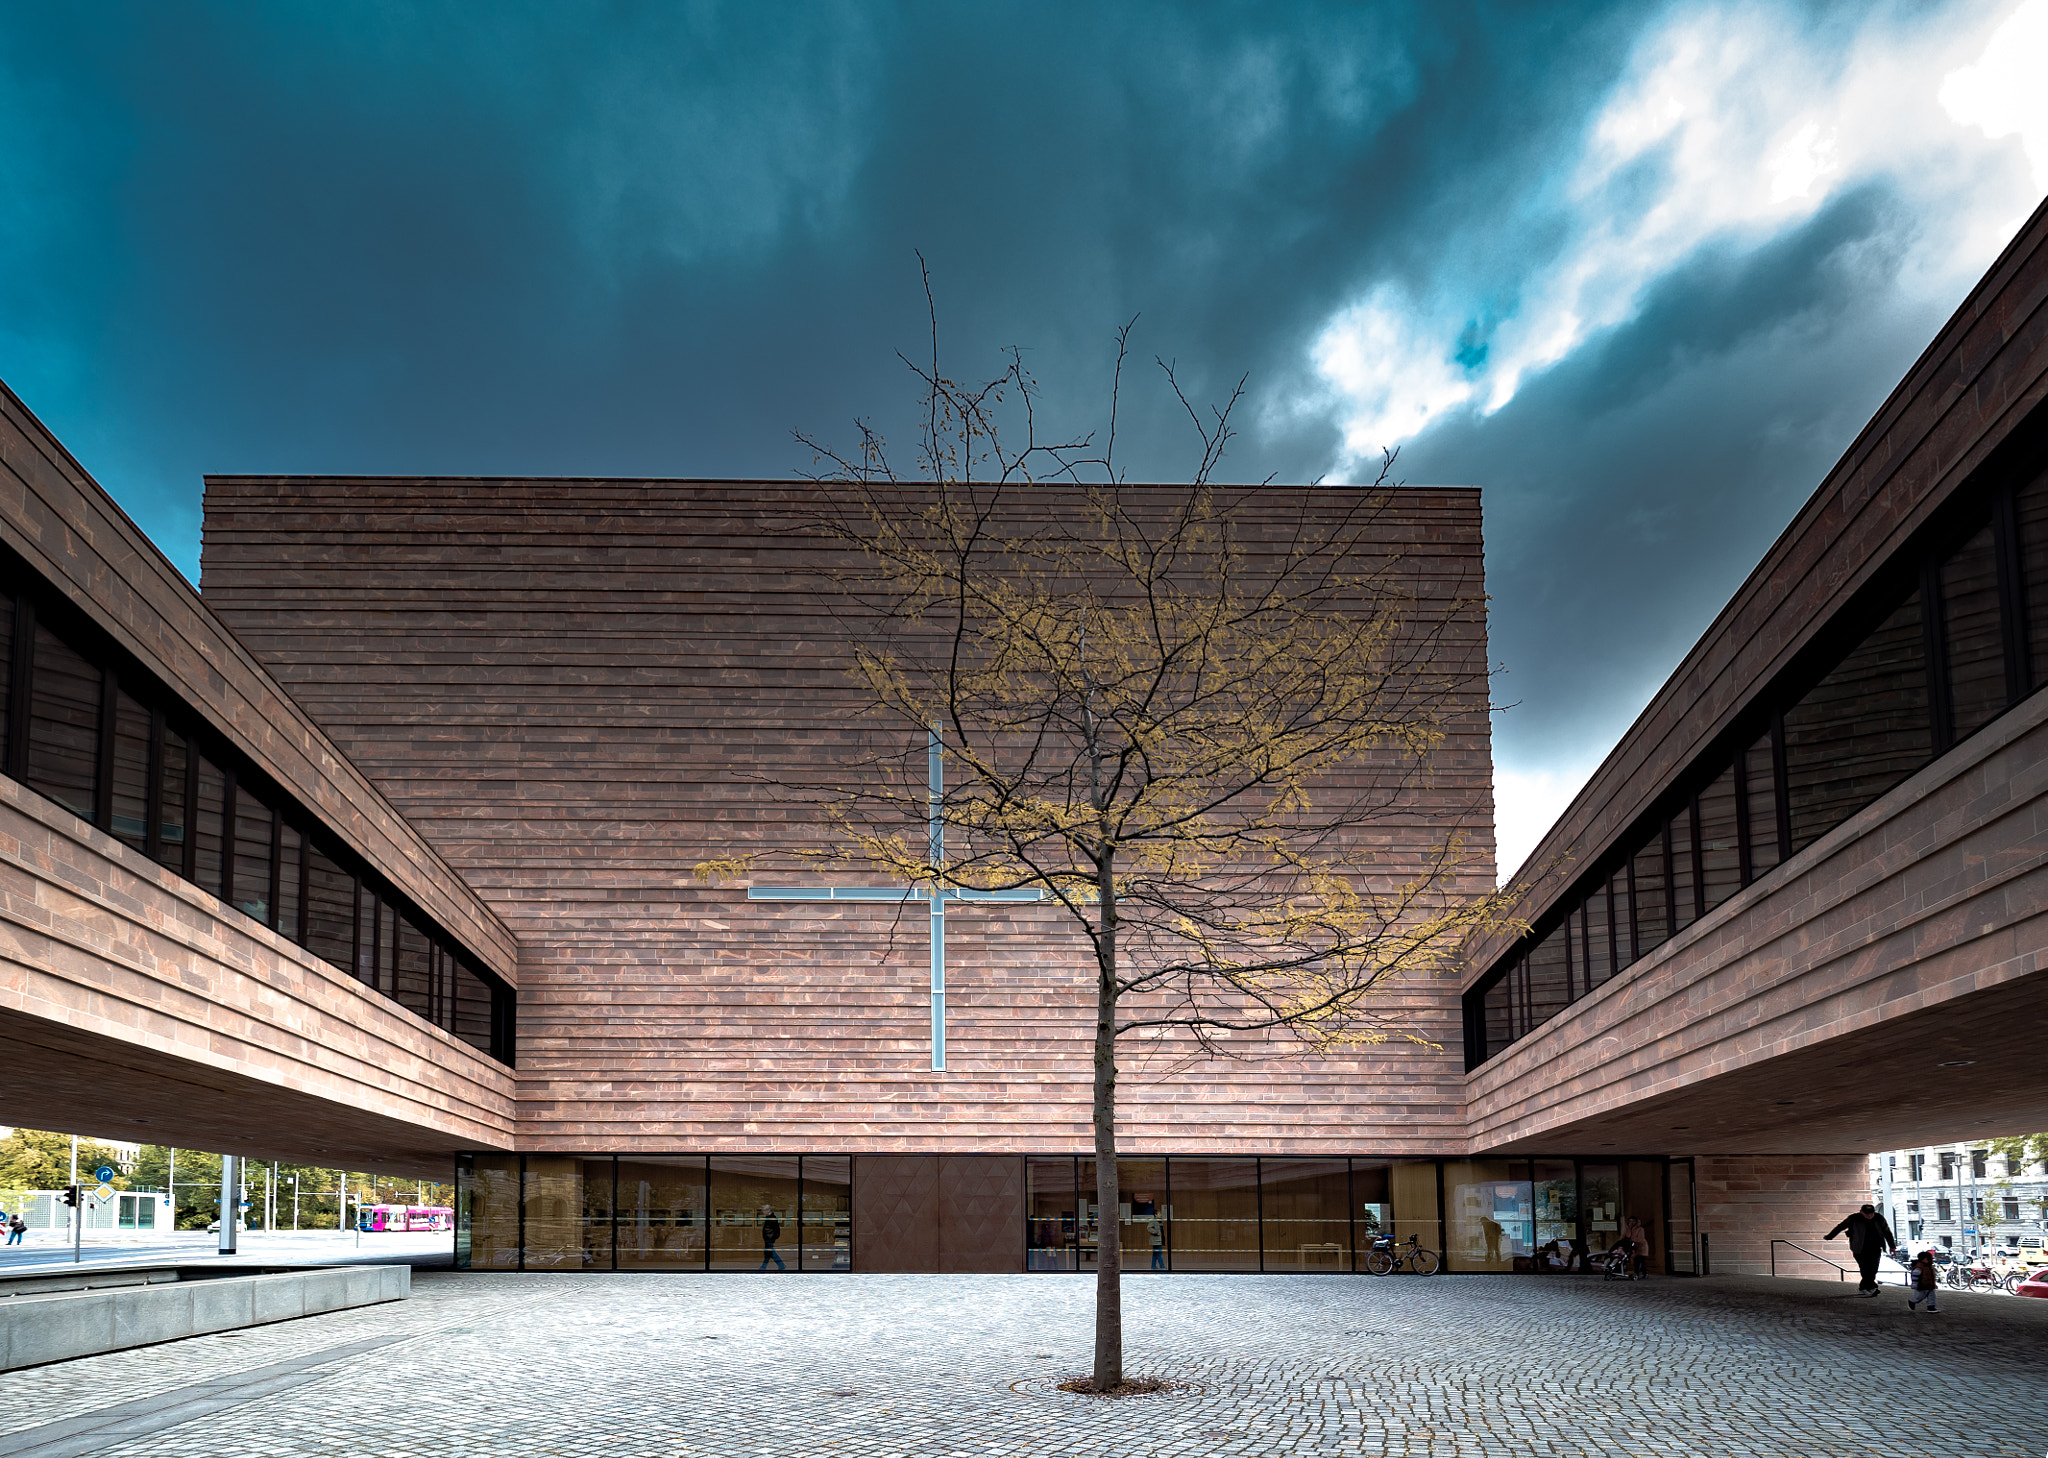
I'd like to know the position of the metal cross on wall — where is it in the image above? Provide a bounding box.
[747,731,1042,1072]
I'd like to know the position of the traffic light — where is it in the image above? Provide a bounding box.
[59,1185,79,1208]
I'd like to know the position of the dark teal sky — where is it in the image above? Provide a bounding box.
[2,0,2042,871]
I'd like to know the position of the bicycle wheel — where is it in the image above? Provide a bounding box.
[1365,1248,1396,1276]
[1409,1247,1440,1276]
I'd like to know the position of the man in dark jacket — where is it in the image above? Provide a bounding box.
[758,1203,786,1271]
[1826,1204,1897,1295]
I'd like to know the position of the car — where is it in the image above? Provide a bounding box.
[2013,1267,2048,1299]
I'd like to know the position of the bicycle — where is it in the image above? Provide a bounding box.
[1364,1234,1440,1276]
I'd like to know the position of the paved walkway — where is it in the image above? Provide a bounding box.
[0,1271,2040,1456]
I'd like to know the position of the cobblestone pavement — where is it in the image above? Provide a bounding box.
[1,1271,2042,1456]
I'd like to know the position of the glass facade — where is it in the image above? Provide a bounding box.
[457,1153,1698,1275]
[1468,465,2048,1069]
[1443,1158,1679,1273]
[709,1157,801,1272]
[1018,1156,1442,1274]
[798,1156,852,1271]
[1,559,513,1063]
[462,1154,851,1271]
[618,1156,707,1270]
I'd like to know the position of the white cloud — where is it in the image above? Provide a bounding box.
[1305,0,2043,472]
[1492,757,1605,887]
[1310,285,1479,466]
[1940,0,2048,190]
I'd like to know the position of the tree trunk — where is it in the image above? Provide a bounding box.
[1091,864,1121,1390]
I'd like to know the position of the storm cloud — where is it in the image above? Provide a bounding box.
[2,0,2043,875]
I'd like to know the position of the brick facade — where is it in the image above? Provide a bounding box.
[1694,1154,1870,1278]
[0,775,514,1176]
[198,480,1495,1155]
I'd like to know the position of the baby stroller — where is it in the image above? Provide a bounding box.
[1590,1240,1639,1281]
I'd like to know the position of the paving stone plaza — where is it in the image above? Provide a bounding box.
[2,1271,2042,1457]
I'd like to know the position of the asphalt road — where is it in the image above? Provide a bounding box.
[0,1229,450,1271]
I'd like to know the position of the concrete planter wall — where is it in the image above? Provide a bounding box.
[0,1266,409,1370]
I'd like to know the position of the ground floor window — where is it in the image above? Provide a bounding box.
[1442,1158,1674,1273]
[455,1153,1692,1274]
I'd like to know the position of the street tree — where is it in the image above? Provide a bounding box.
[701,310,1514,1389]
[1987,1133,2048,1235]
[0,1128,129,1194]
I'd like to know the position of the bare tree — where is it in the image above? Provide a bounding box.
[702,297,1513,1389]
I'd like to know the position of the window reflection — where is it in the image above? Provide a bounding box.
[1107,1159,1169,1271]
[0,598,10,753]
[1668,807,1695,931]
[1482,973,1512,1055]
[522,1156,608,1269]
[462,1154,1470,1276]
[709,1157,799,1271]
[232,784,274,925]
[1026,1157,1082,1270]
[618,1157,705,1270]
[26,624,100,821]
[1783,589,1929,853]
[2019,469,2048,690]
[1526,924,1570,1027]
[110,691,150,852]
[1580,1163,1622,1254]
[1444,1160,1529,1272]
[800,1155,851,1271]
[1163,1158,1258,1271]
[1696,765,1740,913]
[1581,885,1611,990]
[1470,461,2048,1069]
[1260,1158,1349,1271]
[461,1154,521,1269]
[1631,835,1668,956]
[156,726,189,874]
[1742,733,1778,880]
[0,578,513,1063]
[1941,520,2006,741]
[193,757,226,899]
[1532,1159,1577,1268]
[1608,866,1633,968]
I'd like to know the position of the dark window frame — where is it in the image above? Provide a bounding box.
[1465,433,2048,1070]
[0,558,514,1066]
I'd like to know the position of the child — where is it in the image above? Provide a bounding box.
[1907,1250,1940,1313]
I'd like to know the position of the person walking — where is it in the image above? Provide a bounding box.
[1906,1249,1940,1312]
[757,1203,785,1271]
[5,1214,23,1245]
[1130,1194,1166,1271]
[1824,1202,1896,1296]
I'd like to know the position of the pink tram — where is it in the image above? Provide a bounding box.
[358,1203,453,1233]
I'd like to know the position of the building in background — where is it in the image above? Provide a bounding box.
[1873,1142,2048,1256]
[2,196,2047,1276]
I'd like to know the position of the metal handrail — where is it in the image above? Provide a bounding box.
[1770,1239,1855,1280]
